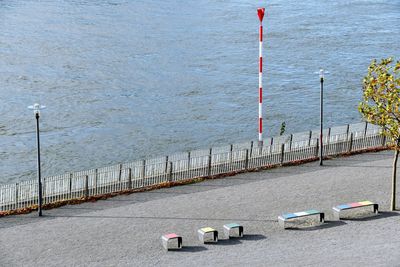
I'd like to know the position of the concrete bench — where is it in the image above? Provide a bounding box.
[223,223,244,238]
[161,233,182,250]
[333,201,378,220]
[278,209,325,229]
[198,227,218,243]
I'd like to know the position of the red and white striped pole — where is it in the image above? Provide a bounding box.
[257,8,265,146]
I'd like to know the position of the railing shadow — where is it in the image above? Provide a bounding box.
[47,214,275,223]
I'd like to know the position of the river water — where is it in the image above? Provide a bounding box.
[0,0,399,184]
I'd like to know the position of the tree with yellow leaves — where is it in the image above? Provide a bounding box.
[359,57,400,211]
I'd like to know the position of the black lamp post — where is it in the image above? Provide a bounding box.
[28,103,46,216]
[317,69,328,166]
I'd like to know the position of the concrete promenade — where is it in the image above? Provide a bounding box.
[1,150,399,266]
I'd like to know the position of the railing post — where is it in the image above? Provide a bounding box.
[280,144,285,164]
[165,156,169,174]
[84,175,89,198]
[308,131,312,146]
[141,159,146,179]
[327,127,331,144]
[315,139,319,157]
[258,141,263,155]
[289,134,293,151]
[207,148,212,177]
[382,135,387,147]
[94,168,98,193]
[128,168,132,189]
[118,164,122,182]
[245,149,249,170]
[230,144,234,163]
[349,133,354,152]
[248,142,252,158]
[168,162,173,182]
[69,173,73,197]
[187,152,191,170]
[346,124,350,140]
[270,137,274,153]
[364,121,368,137]
[43,178,46,202]
[15,183,19,208]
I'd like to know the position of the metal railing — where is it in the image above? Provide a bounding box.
[0,122,386,213]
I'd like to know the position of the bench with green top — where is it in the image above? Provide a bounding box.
[332,200,378,220]
[278,209,325,229]
[223,223,244,238]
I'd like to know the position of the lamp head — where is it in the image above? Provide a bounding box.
[319,69,324,79]
[28,103,46,116]
[314,69,329,79]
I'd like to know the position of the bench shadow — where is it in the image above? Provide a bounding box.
[169,246,208,253]
[241,234,267,241]
[340,211,399,221]
[286,220,347,231]
[205,238,242,246]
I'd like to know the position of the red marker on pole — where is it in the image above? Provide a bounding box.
[257,8,265,146]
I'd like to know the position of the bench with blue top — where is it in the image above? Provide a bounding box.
[223,223,244,238]
[332,200,378,220]
[161,233,183,250]
[278,209,325,229]
[198,227,218,243]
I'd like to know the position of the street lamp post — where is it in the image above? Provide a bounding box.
[316,69,328,166]
[28,103,46,216]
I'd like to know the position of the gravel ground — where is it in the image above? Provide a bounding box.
[1,150,400,267]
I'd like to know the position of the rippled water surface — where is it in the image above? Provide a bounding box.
[0,0,399,183]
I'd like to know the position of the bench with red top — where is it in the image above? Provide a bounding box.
[332,201,378,220]
[161,233,182,250]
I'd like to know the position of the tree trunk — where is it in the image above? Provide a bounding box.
[391,149,399,211]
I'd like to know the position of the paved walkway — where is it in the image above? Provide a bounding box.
[1,151,399,266]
